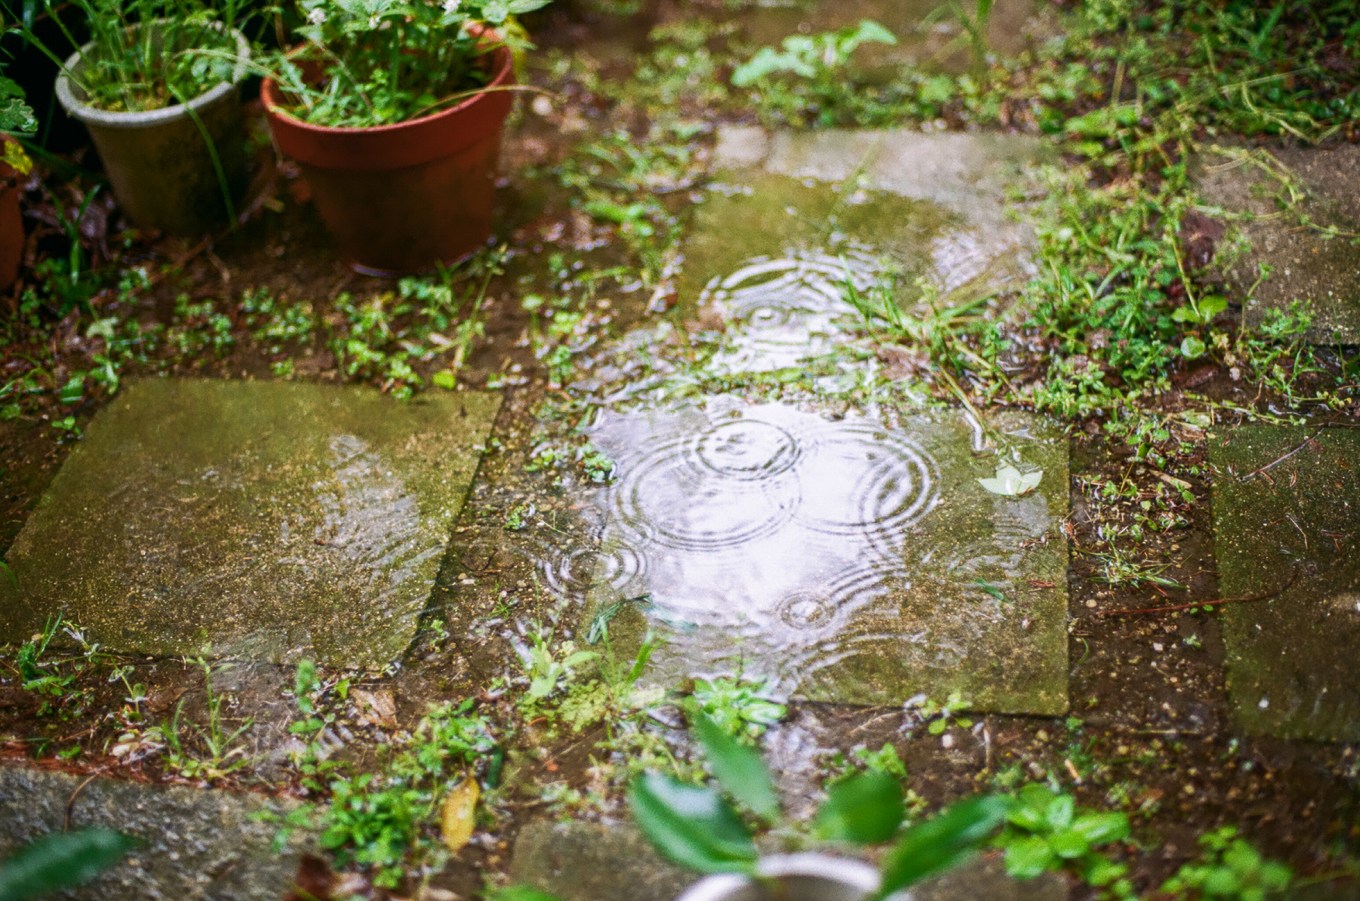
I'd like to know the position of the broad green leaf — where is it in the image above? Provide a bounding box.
[1044,793,1075,830]
[1049,827,1090,859]
[813,771,904,845]
[0,828,139,901]
[629,774,757,874]
[693,714,780,822]
[977,463,1042,497]
[875,795,1012,899]
[1071,811,1129,846]
[1003,835,1057,879]
[486,887,563,901]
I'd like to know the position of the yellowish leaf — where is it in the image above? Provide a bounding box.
[441,778,479,853]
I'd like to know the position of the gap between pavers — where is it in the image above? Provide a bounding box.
[0,378,501,670]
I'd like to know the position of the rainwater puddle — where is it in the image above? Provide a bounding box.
[702,248,881,374]
[548,398,1069,714]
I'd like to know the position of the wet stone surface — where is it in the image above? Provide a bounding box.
[696,127,1052,333]
[1195,143,1360,344]
[573,399,1069,715]
[0,379,501,669]
[0,764,306,900]
[1210,425,1360,742]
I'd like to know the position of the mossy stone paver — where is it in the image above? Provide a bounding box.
[1210,425,1360,741]
[0,379,500,669]
[0,764,306,900]
[1195,144,1360,344]
[681,128,1052,378]
[581,400,1069,715]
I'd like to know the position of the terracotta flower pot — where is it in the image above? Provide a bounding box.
[260,41,515,276]
[55,22,251,236]
[0,137,25,291]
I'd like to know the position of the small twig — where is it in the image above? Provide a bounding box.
[1241,427,1324,480]
[1099,567,1299,617]
[64,772,103,830]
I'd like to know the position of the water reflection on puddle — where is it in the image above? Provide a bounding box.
[702,248,880,373]
[540,399,1069,713]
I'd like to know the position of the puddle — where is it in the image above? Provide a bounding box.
[559,398,1068,714]
[702,247,882,373]
[0,379,501,669]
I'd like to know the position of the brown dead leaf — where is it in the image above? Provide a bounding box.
[351,688,397,729]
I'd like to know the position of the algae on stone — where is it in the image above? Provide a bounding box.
[0,379,500,669]
[1210,425,1360,742]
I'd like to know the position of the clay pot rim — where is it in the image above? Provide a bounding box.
[55,20,251,129]
[259,37,514,137]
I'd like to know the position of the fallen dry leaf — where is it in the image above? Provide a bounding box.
[441,777,479,853]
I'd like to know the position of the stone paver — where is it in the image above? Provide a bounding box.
[577,399,1069,715]
[696,126,1053,316]
[509,818,1063,901]
[1195,143,1360,344]
[707,0,1055,78]
[0,764,306,900]
[0,378,500,669]
[1210,425,1360,742]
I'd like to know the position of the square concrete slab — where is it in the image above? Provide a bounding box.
[0,379,500,669]
[574,399,1069,715]
[1195,144,1360,344]
[1210,426,1360,742]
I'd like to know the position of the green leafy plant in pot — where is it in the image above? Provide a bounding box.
[631,714,1013,901]
[259,0,549,276]
[14,0,252,235]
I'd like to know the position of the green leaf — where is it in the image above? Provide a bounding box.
[1070,812,1129,846]
[0,828,139,900]
[432,371,457,390]
[1049,827,1090,859]
[1044,793,1075,830]
[628,774,757,874]
[486,887,563,901]
[813,771,904,845]
[875,795,1012,899]
[1180,335,1206,358]
[1003,835,1058,879]
[692,714,780,822]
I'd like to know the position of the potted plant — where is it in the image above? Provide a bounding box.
[630,714,1013,901]
[0,71,35,290]
[259,0,548,276]
[14,0,251,235]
